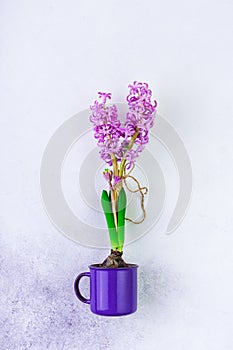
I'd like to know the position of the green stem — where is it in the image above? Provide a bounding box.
[119,130,139,177]
[111,154,118,177]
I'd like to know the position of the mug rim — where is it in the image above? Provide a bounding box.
[88,263,138,270]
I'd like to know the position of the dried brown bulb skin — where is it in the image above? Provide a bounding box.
[102,250,128,268]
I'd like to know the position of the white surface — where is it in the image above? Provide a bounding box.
[0,1,233,349]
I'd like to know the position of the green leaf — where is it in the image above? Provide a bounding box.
[117,187,127,251]
[101,190,119,250]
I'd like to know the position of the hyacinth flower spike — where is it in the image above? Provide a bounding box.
[90,82,157,267]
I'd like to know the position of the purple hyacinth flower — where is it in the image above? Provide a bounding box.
[90,82,157,169]
[98,92,112,104]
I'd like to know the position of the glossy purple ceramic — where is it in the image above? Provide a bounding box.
[74,264,138,316]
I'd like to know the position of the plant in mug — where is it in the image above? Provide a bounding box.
[74,82,157,316]
[90,81,157,267]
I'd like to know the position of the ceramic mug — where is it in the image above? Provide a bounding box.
[74,264,138,316]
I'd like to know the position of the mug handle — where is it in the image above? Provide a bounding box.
[74,272,91,304]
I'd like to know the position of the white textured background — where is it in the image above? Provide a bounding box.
[1,1,233,349]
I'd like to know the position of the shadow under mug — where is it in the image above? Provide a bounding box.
[74,264,138,316]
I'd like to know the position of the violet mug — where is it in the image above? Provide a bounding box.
[74,264,138,316]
